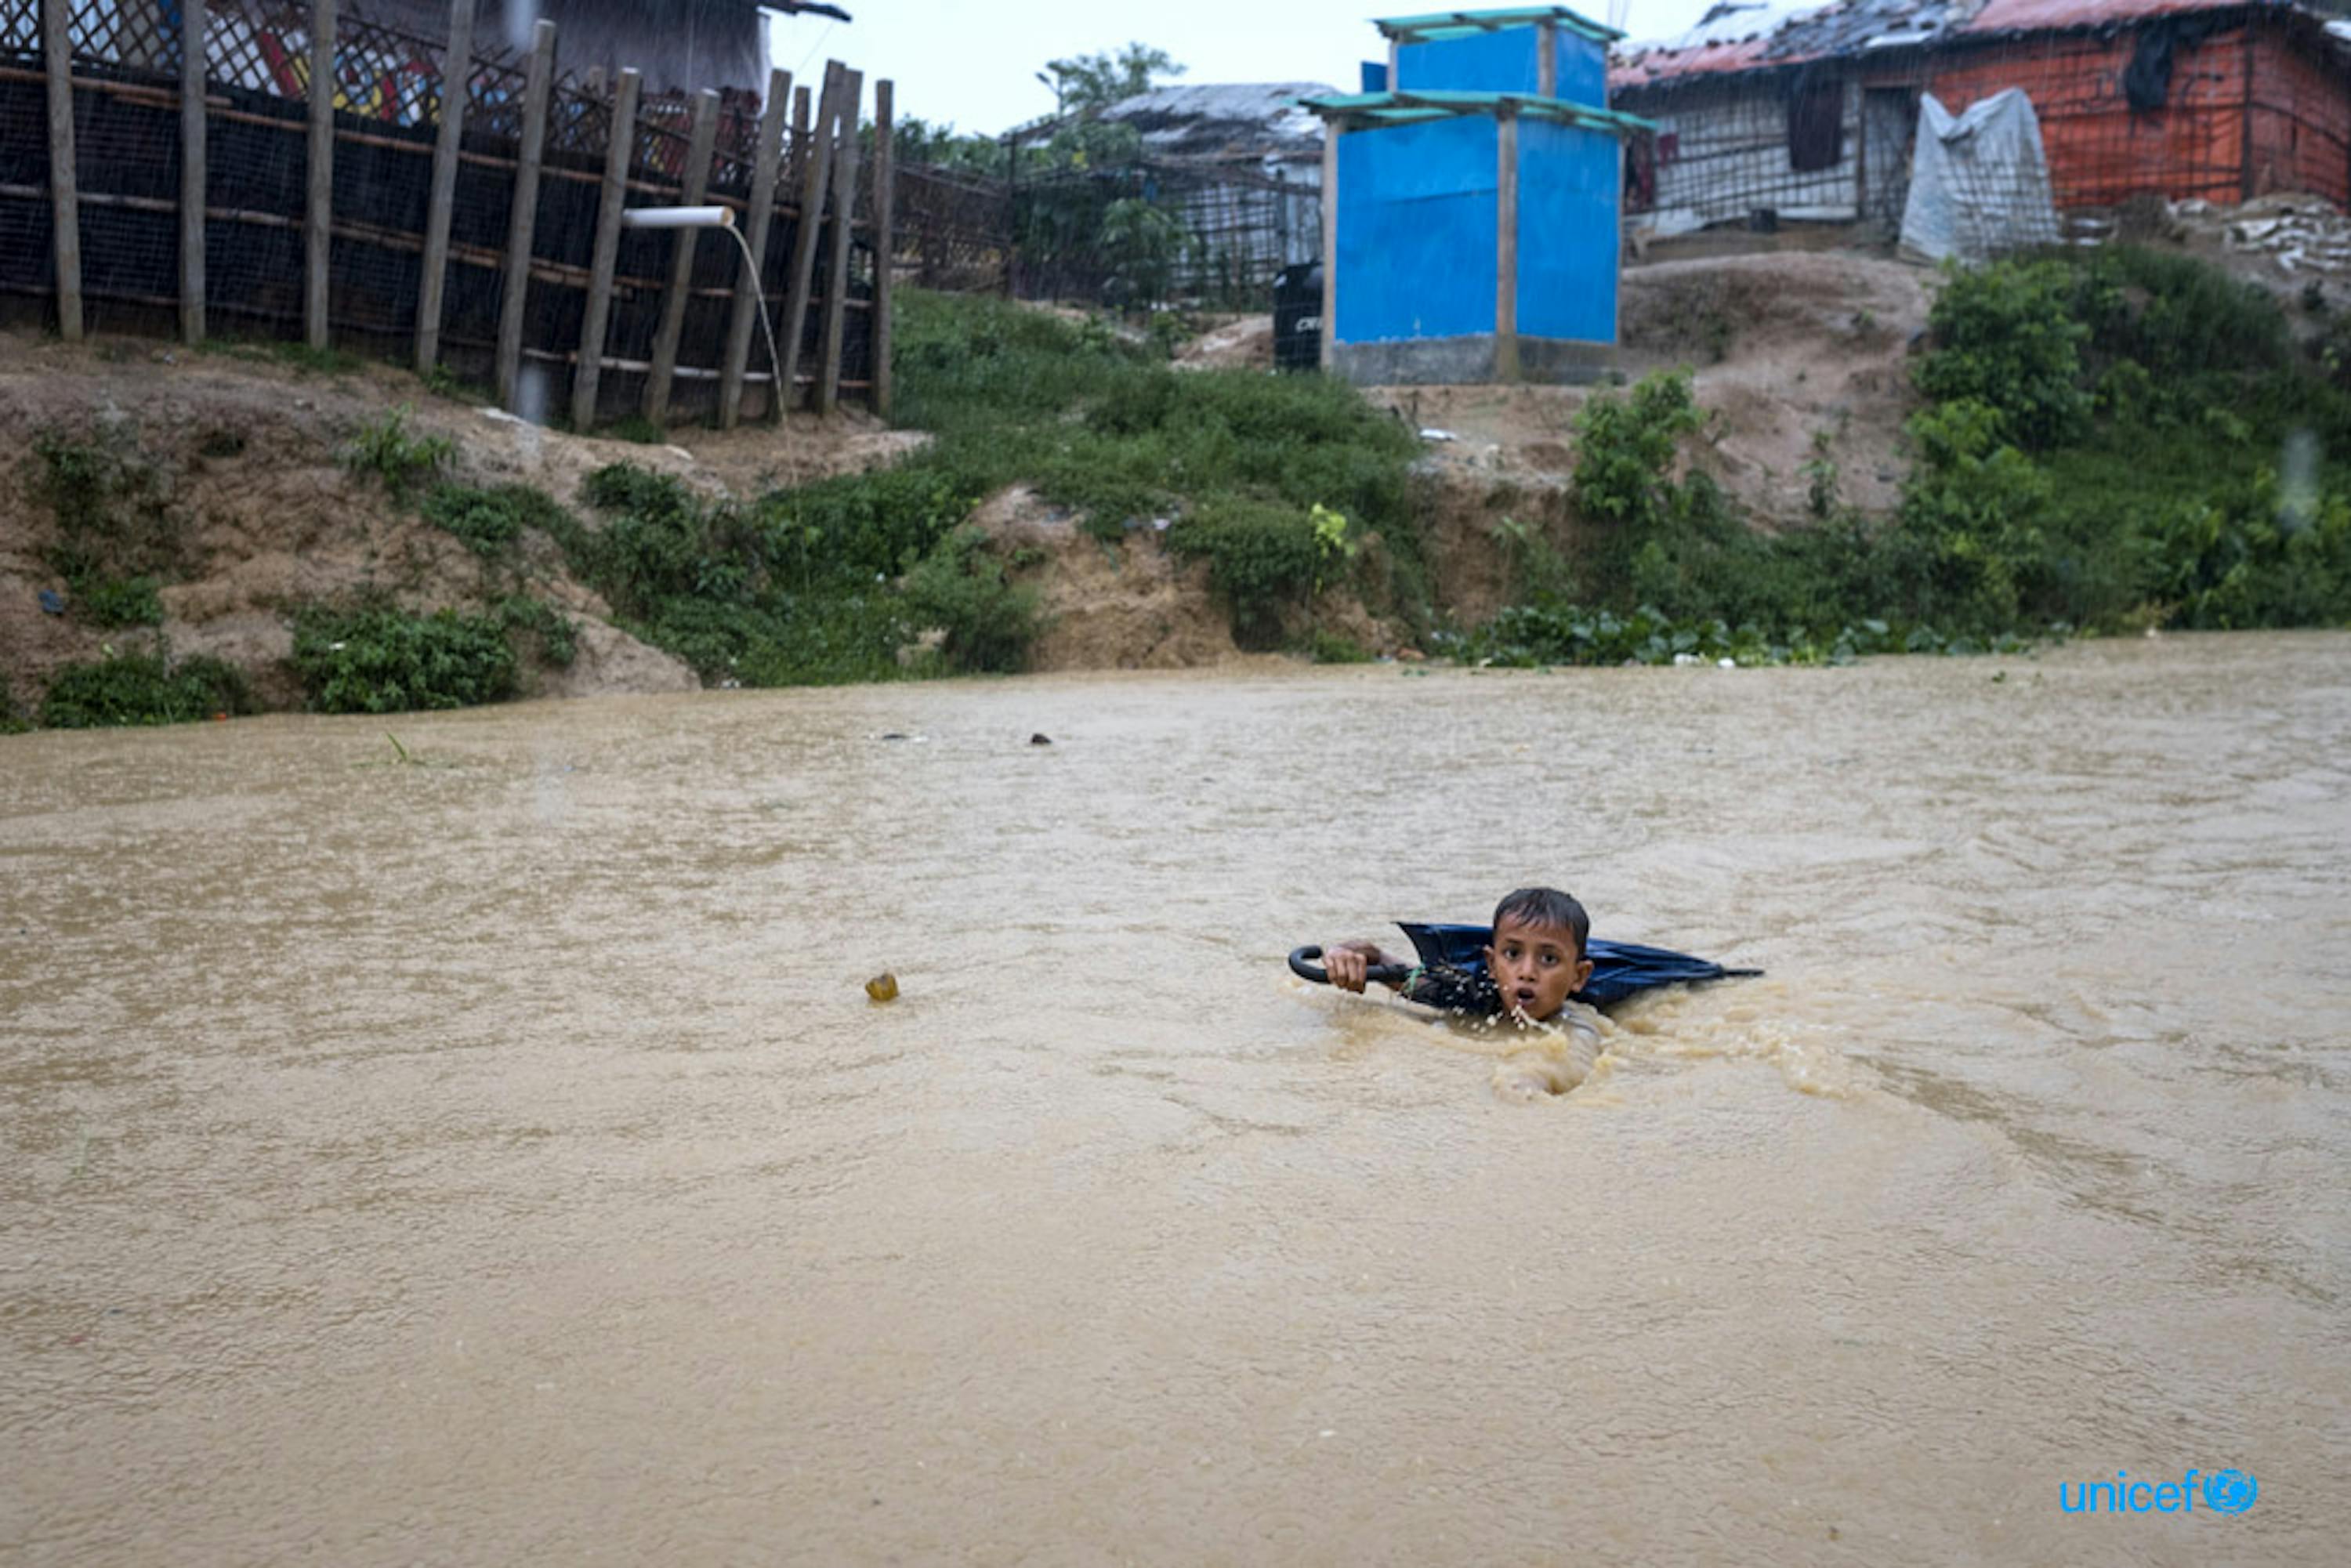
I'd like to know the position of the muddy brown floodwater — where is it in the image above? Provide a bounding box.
[4,634,2348,1565]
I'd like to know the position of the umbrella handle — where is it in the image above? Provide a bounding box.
[1288,946,1413,987]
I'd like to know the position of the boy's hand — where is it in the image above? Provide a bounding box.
[1323,940,1387,994]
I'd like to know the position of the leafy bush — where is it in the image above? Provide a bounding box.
[1880,400,2056,633]
[1570,369,1704,532]
[575,466,744,612]
[900,527,1043,672]
[759,465,980,587]
[1914,259,2092,449]
[1098,198,1192,307]
[72,575,165,628]
[497,596,578,667]
[1447,603,2028,669]
[891,289,1148,436]
[564,463,940,685]
[32,433,184,621]
[342,405,454,500]
[2319,313,2351,395]
[633,594,907,686]
[2075,245,2291,382]
[422,484,528,556]
[39,651,254,727]
[289,605,517,713]
[1431,249,2351,656]
[2143,473,2351,629]
[1166,499,1323,646]
[544,294,1425,684]
[1309,629,1371,663]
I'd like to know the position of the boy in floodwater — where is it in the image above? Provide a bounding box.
[1322,886,1605,1095]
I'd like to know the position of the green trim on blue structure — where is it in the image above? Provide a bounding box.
[1374,6,1622,45]
[1301,89,1655,137]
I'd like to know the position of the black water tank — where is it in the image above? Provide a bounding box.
[1272,263,1322,373]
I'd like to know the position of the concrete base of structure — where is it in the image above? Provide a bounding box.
[1328,333,1617,386]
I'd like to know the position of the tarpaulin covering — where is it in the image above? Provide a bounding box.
[1899,87,2061,261]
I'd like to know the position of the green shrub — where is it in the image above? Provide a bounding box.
[422,484,528,556]
[635,594,908,686]
[1881,401,2055,633]
[32,433,184,619]
[575,465,748,612]
[72,574,165,628]
[2143,473,2351,629]
[900,527,1043,672]
[1571,369,1704,533]
[891,289,1149,436]
[497,596,578,667]
[563,317,1428,679]
[342,405,453,500]
[1166,499,1322,647]
[2319,314,2351,394]
[1914,259,2092,449]
[2076,245,2291,381]
[1309,629,1372,663]
[290,605,517,713]
[39,651,254,727]
[758,465,980,588]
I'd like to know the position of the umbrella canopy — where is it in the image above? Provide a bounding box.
[1394,922,1755,1009]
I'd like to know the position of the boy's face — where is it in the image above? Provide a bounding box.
[1484,914,1593,1022]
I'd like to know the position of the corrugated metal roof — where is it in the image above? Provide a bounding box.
[1965,0,2268,33]
[1376,6,1623,44]
[1611,0,2317,91]
[1089,82,1336,161]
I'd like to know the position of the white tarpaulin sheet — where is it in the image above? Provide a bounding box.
[1899,89,2062,264]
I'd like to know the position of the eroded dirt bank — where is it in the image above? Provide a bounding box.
[3,248,1943,712]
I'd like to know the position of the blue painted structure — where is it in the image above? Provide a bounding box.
[1305,9,1650,384]
[1394,21,1608,108]
[1333,116,1497,344]
[1515,115,1624,345]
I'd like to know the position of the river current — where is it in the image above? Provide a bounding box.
[3,633,2346,1564]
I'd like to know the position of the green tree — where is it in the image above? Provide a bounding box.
[1043,43,1184,113]
[1098,198,1191,306]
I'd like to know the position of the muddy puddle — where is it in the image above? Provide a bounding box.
[3,634,2347,1564]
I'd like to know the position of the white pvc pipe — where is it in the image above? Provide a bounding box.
[618,205,734,230]
[607,205,787,421]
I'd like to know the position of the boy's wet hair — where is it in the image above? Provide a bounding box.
[1492,886,1590,961]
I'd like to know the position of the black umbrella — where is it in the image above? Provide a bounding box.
[1288,922,1759,1014]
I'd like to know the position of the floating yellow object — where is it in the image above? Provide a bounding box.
[864,972,899,1002]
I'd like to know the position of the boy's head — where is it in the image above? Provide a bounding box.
[1485,886,1592,1021]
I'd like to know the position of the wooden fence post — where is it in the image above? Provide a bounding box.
[416,0,477,374]
[792,84,811,182]
[1319,118,1339,373]
[815,69,864,417]
[494,16,556,412]
[777,61,845,420]
[871,78,895,420]
[571,67,640,431]
[179,0,207,344]
[42,0,82,342]
[1495,105,1520,385]
[644,88,720,425]
[306,0,337,351]
[719,69,791,429]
